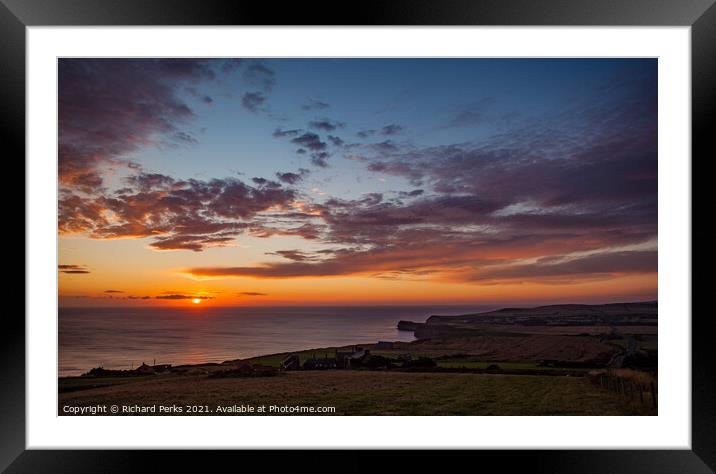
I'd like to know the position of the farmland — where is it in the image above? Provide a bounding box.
[59,369,654,416]
[59,301,657,416]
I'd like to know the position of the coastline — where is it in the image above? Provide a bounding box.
[58,302,658,416]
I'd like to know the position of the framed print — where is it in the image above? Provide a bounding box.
[5,0,713,471]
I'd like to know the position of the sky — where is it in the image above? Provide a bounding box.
[58,58,658,307]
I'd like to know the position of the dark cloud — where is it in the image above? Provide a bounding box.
[173,131,198,145]
[275,170,308,185]
[273,128,301,138]
[380,124,403,135]
[398,189,424,198]
[327,135,344,147]
[237,292,268,296]
[268,249,319,261]
[369,140,399,154]
[310,152,330,168]
[308,119,345,132]
[155,294,214,300]
[185,240,655,283]
[467,251,657,283]
[301,99,330,111]
[185,241,488,280]
[60,60,657,289]
[241,92,267,112]
[149,234,239,252]
[59,172,297,252]
[356,130,376,139]
[251,177,277,187]
[290,132,327,152]
[58,58,241,192]
[186,75,657,283]
[58,264,90,274]
[357,125,403,139]
[104,290,124,293]
[239,62,276,113]
[444,97,497,128]
[249,222,325,241]
[242,61,276,92]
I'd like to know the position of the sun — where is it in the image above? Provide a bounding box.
[192,298,202,304]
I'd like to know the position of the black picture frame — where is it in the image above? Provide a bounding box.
[4,0,712,471]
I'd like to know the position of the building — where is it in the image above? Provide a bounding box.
[335,346,370,369]
[302,357,340,370]
[135,362,172,374]
[280,354,300,371]
[301,347,372,370]
[375,341,395,349]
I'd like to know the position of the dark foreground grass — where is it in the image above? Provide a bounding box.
[59,370,654,416]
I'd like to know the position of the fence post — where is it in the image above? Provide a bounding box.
[650,382,657,407]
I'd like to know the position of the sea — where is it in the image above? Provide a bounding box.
[58,305,496,377]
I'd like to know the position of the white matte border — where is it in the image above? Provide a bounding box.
[27,26,690,449]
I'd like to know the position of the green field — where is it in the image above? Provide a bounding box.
[241,349,592,373]
[59,370,654,416]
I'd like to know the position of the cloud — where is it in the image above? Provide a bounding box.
[466,250,657,283]
[184,241,487,280]
[380,124,403,135]
[60,59,657,290]
[308,119,345,132]
[268,249,319,261]
[301,99,330,111]
[58,59,241,192]
[273,128,301,138]
[185,242,657,284]
[149,234,239,252]
[276,170,308,185]
[357,124,403,139]
[242,61,276,92]
[59,172,298,252]
[59,264,90,274]
[327,135,344,147]
[398,189,424,198]
[237,292,268,296]
[155,294,214,300]
[277,132,332,167]
[310,152,330,168]
[444,97,498,128]
[274,130,336,166]
[290,132,327,152]
[242,92,267,112]
[356,130,375,139]
[104,289,124,293]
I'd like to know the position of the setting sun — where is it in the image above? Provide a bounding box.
[192,298,202,304]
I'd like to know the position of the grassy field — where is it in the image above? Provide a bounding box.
[240,349,592,373]
[59,370,654,416]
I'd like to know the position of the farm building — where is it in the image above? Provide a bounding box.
[280,354,300,371]
[335,347,370,368]
[135,362,172,374]
[302,356,340,370]
[302,347,372,370]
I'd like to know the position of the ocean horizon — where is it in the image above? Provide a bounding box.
[58,304,497,377]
